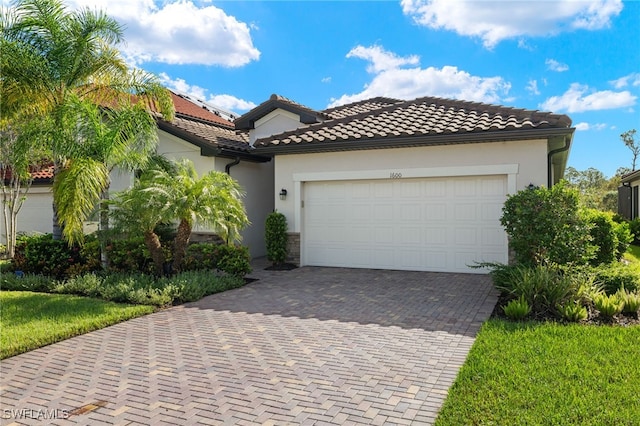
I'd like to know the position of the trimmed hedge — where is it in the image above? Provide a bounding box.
[10,234,251,278]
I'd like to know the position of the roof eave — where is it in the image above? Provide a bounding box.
[254,127,576,155]
[235,100,321,130]
[157,120,269,163]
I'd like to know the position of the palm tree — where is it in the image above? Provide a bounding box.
[111,159,249,275]
[1,0,174,244]
[53,92,161,253]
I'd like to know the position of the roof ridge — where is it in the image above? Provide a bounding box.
[322,96,403,114]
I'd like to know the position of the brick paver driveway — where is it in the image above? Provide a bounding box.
[1,261,497,425]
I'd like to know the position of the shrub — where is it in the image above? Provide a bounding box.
[590,263,640,294]
[183,243,251,277]
[557,301,588,322]
[490,264,577,317]
[265,211,288,265]
[585,209,632,265]
[629,218,640,245]
[500,182,595,266]
[594,293,624,318]
[162,270,245,303]
[12,234,80,278]
[103,237,153,273]
[618,289,640,316]
[0,272,54,292]
[502,295,531,320]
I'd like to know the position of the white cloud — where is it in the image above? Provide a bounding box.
[540,83,636,113]
[346,45,420,73]
[610,73,640,89]
[329,45,511,107]
[545,59,569,72]
[321,77,332,83]
[159,73,256,112]
[401,0,623,48]
[526,80,540,96]
[65,0,260,66]
[575,122,608,131]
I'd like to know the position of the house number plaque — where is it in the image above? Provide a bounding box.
[389,172,403,179]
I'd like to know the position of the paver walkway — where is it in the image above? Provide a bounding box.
[1,261,497,425]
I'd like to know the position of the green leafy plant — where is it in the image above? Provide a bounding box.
[618,289,640,316]
[500,182,595,266]
[502,295,531,320]
[585,209,632,265]
[182,243,251,277]
[489,264,578,318]
[594,293,624,318]
[590,263,640,294]
[265,211,288,265]
[557,301,588,322]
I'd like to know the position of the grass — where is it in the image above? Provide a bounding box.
[0,291,155,359]
[435,319,640,425]
[624,244,640,263]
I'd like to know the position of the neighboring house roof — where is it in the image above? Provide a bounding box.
[2,164,54,184]
[621,169,640,184]
[156,91,269,162]
[251,95,574,154]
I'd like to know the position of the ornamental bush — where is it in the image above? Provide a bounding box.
[265,211,288,265]
[585,209,632,265]
[500,182,595,266]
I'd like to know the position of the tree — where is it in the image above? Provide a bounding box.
[621,129,639,170]
[1,0,174,244]
[563,166,619,212]
[111,159,249,275]
[0,115,48,257]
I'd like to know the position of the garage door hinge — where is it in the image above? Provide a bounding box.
[301,200,304,208]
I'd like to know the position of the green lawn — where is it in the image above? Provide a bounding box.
[0,291,155,359]
[624,244,640,263]
[436,319,640,425]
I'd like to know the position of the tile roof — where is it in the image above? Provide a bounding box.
[161,115,251,153]
[253,96,573,152]
[157,91,255,154]
[170,92,235,127]
[2,164,54,183]
[235,94,328,130]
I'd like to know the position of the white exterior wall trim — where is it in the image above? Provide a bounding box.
[291,164,518,233]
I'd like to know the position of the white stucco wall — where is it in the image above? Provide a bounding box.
[273,139,549,231]
[0,185,54,244]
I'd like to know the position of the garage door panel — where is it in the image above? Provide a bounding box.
[304,176,508,273]
[375,227,394,244]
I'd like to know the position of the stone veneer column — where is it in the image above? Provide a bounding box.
[286,232,300,265]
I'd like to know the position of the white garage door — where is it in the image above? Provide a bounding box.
[303,175,508,273]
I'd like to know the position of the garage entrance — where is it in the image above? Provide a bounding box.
[302,175,508,273]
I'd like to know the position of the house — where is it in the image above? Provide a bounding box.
[618,169,640,220]
[1,91,274,258]
[239,94,575,273]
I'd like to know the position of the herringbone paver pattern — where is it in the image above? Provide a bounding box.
[0,261,497,425]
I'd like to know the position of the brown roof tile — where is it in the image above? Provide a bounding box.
[254,96,573,152]
[170,92,235,127]
[157,92,252,153]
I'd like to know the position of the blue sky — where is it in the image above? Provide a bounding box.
[14,0,640,177]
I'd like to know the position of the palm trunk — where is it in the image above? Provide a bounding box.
[172,219,192,273]
[144,230,165,276]
[52,162,63,240]
[99,189,110,269]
